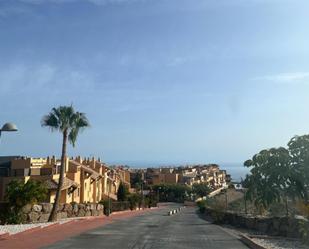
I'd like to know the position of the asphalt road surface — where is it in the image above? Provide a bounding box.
[44,204,249,249]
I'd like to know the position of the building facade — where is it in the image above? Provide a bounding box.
[0,156,131,204]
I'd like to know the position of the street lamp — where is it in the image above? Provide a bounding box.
[0,122,18,139]
[105,168,115,216]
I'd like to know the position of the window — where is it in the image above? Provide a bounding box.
[41,168,52,176]
[13,169,27,176]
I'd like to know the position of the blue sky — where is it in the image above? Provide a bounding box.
[1,0,309,166]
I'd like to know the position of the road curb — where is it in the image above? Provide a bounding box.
[12,226,42,236]
[217,224,267,249]
[0,232,9,240]
[240,234,267,249]
[0,207,159,240]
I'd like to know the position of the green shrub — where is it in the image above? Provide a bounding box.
[117,182,129,201]
[153,184,191,203]
[210,209,226,224]
[99,199,111,215]
[128,193,141,210]
[197,200,207,213]
[192,183,211,198]
[299,220,309,245]
[1,179,47,224]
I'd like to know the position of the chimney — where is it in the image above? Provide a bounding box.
[91,157,95,169]
[76,156,82,164]
[51,155,56,165]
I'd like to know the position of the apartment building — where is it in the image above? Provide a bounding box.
[152,173,179,185]
[144,164,228,189]
[0,156,131,204]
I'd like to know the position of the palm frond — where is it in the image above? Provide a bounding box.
[42,105,90,146]
[41,113,60,131]
[68,127,79,147]
[68,112,90,147]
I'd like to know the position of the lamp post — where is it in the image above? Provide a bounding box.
[108,185,111,216]
[157,186,161,203]
[141,181,144,209]
[105,169,112,216]
[0,122,18,140]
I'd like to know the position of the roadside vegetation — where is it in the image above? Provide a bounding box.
[0,180,47,224]
[153,184,191,203]
[199,134,309,219]
[243,134,309,218]
[197,134,309,244]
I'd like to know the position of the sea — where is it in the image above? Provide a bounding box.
[219,162,250,182]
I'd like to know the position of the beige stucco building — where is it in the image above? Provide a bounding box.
[0,156,131,204]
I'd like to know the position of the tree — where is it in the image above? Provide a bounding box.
[117,182,128,201]
[2,180,47,224]
[288,135,309,201]
[244,147,292,212]
[131,171,143,190]
[41,105,90,221]
[128,193,141,210]
[192,183,211,198]
[153,184,191,202]
[244,145,309,215]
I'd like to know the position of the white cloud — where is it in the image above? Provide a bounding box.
[252,72,309,83]
[0,63,96,96]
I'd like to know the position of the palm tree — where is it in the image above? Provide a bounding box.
[41,105,90,221]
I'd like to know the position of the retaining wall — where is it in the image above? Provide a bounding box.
[21,203,104,223]
[204,207,309,238]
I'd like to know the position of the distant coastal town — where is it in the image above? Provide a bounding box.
[0,156,230,205]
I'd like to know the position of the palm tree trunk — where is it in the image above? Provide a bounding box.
[48,130,68,222]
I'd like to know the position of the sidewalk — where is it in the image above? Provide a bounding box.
[0,208,156,249]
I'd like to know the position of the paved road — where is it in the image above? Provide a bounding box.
[44,204,248,249]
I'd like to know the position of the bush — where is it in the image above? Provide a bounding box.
[153,184,191,203]
[192,183,211,198]
[117,182,129,201]
[299,220,309,245]
[1,179,47,224]
[204,198,226,224]
[111,201,130,212]
[99,199,111,215]
[147,194,158,208]
[197,200,207,213]
[209,209,226,224]
[128,193,141,210]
